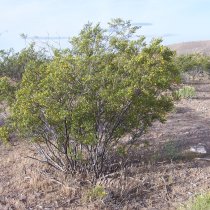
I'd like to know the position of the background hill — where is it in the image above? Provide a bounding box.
[168,40,210,55]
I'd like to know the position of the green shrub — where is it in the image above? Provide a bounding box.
[0,19,180,180]
[0,126,10,144]
[0,44,47,81]
[179,192,210,210]
[86,185,107,201]
[175,53,210,74]
[153,140,180,162]
[174,86,196,99]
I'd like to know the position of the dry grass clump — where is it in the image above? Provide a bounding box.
[0,141,91,209]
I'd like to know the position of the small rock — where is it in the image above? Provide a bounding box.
[0,196,6,205]
[19,194,27,203]
[190,143,207,154]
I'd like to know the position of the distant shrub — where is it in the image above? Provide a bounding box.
[0,44,47,81]
[174,86,196,99]
[175,53,210,74]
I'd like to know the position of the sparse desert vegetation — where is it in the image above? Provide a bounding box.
[2,80,210,209]
[1,19,210,210]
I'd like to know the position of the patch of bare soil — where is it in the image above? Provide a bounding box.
[1,81,210,210]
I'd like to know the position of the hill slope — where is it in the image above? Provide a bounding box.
[168,40,210,55]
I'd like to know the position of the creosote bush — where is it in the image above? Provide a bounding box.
[175,53,210,82]
[0,19,180,180]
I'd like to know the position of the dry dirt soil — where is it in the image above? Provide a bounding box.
[1,81,210,210]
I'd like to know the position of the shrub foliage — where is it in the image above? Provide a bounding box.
[0,19,179,180]
[175,53,210,81]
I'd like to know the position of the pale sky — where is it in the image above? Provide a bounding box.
[0,0,210,51]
